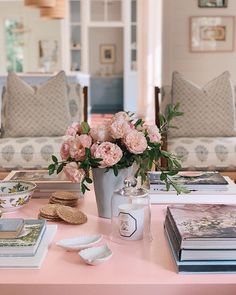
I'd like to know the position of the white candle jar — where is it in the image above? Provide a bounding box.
[110,177,152,243]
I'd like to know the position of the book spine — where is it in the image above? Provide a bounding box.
[178,264,236,273]
[164,217,181,260]
[166,208,183,246]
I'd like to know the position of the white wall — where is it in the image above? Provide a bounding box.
[0,1,61,73]
[162,0,236,85]
[89,27,123,76]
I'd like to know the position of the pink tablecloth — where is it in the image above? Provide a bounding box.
[1,191,236,295]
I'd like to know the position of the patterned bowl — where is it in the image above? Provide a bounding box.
[0,181,37,212]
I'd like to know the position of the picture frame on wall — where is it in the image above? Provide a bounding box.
[190,16,234,52]
[198,0,228,8]
[100,44,116,64]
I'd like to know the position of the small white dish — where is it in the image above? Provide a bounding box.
[78,244,113,266]
[178,171,204,178]
[56,234,103,251]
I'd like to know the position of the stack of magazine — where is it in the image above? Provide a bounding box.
[164,204,236,273]
[148,171,230,192]
[0,218,57,268]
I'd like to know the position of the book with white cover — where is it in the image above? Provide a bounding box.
[0,225,57,268]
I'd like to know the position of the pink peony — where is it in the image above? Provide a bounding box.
[113,111,130,122]
[90,143,99,156]
[94,142,123,168]
[69,134,92,161]
[146,125,162,143]
[63,162,85,183]
[124,130,148,154]
[90,123,112,142]
[110,120,132,139]
[65,123,81,136]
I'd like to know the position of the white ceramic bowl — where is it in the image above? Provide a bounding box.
[0,180,36,212]
[56,234,103,251]
[78,244,113,266]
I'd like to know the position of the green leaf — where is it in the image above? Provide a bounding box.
[134,118,143,127]
[81,122,90,134]
[52,155,58,163]
[113,166,118,176]
[48,164,55,175]
[85,177,93,184]
[85,147,90,157]
[57,163,64,174]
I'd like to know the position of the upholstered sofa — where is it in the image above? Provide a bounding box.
[0,72,88,171]
[155,72,236,180]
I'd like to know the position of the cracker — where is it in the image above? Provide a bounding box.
[39,204,61,218]
[38,213,61,222]
[51,191,79,201]
[56,206,87,225]
[49,199,78,207]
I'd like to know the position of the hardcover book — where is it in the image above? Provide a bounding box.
[0,219,46,256]
[148,171,229,191]
[167,204,236,249]
[165,226,236,273]
[0,218,24,238]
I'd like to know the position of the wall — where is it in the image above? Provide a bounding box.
[162,0,236,86]
[89,27,123,76]
[0,1,61,73]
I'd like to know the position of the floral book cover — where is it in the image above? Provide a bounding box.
[167,204,236,240]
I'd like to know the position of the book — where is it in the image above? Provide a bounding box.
[164,226,236,273]
[0,219,46,256]
[4,170,81,198]
[165,216,236,261]
[148,171,229,192]
[167,204,236,249]
[0,218,24,238]
[0,224,57,269]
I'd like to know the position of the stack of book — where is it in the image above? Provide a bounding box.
[149,171,230,192]
[0,218,57,268]
[164,204,236,273]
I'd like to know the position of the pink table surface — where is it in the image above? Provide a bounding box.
[1,191,236,295]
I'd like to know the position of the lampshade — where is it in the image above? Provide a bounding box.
[37,0,56,8]
[24,0,38,6]
[40,0,65,19]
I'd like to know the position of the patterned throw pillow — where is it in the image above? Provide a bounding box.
[169,71,236,137]
[2,71,71,137]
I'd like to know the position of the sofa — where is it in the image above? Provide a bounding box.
[155,71,236,180]
[0,72,88,172]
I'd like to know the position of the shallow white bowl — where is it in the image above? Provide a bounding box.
[78,244,113,266]
[56,234,103,251]
[0,180,36,212]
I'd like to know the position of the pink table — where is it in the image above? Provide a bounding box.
[1,192,236,295]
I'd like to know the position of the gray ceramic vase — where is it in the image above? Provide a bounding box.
[92,167,132,219]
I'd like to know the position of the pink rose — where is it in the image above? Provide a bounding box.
[146,125,162,143]
[60,139,71,160]
[110,120,132,139]
[94,142,123,168]
[63,162,85,183]
[91,143,99,156]
[90,123,112,142]
[113,111,130,122]
[124,130,148,154]
[65,123,81,136]
[69,135,91,161]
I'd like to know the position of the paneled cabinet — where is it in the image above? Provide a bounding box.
[63,0,138,113]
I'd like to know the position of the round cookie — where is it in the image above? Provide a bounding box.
[50,191,79,201]
[39,204,61,219]
[56,206,87,225]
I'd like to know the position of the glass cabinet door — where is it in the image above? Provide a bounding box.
[90,0,122,22]
[130,0,137,71]
[70,0,81,71]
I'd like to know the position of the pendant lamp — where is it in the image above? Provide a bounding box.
[40,0,65,19]
[24,0,38,6]
[37,0,56,8]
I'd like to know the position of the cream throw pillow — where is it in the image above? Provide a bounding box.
[169,71,236,137]
[3,71,71,137]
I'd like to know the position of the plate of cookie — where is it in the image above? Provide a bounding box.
[56,234,103,251]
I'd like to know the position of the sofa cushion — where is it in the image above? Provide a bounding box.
[168,136,236,171]
[0,137,63,169]
[169,71,236,137]
[2,71,71,137]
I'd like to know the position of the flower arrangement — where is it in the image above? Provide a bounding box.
[49,105,183,193]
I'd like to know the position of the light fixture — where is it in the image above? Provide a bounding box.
[24,0,38,6]
[40,0,65,19]
[37,0,56,8]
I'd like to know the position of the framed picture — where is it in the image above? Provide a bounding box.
[190,16,235,52]
[100,44,116,64]
[198,0,228,7]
